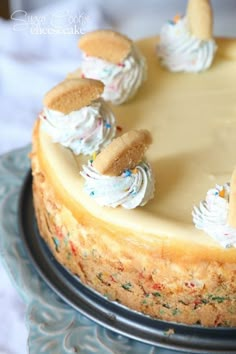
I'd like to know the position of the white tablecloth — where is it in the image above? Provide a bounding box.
[0,1,236,353]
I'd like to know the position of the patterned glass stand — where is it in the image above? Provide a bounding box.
[0,146,234,354]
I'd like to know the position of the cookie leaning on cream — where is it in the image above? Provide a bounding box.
[93,129,152,176]
[81,130,155,209]
[70,30,147,105]
[192,167,236,249]
[157,0,217,72]
[40,78,117,155]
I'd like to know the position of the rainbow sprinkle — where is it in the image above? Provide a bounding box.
[124,169,132,177]
[173,14,181,24]
[52,237,60,252]
[168,13,182,25]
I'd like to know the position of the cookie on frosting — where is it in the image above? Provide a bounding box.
[41,77,116,156]
[187,0,213,40]
[78,30,132,64]
[156,0,217,73]
[93,129,152,176]
[77,29,147,105]
[44,78,104,114]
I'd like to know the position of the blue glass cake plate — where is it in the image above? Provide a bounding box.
[0,146,236,354]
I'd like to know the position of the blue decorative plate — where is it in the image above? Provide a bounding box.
[1,146,236,354]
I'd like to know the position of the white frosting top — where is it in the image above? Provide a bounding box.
[192,184,236,248]
[80,161,155,209]
[40,99,116,155]
[81,45,147,105]
[157,17,217,73]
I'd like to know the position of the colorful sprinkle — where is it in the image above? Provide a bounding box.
[124,169,132,177]
[55,226,64,239]
[70,241,77,256]
[121,282,132,291]
[110,275,117,283]
[90,191,95,196]
[152,292,161,297]
[152,283,165,291]
[117,263,124,271]
[211,296,227,303]
[97,272,103,281]
[173,14,181,24]
[52,237,60,252]
[131,189,137,195]
[219,189,225,198]
[184,281,195,288]
[172,308,180,316]
[92,152,97,161]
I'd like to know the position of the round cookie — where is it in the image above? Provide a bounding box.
[78,29,132,64]
[43,78,104,114]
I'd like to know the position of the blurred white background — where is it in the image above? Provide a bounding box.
[0,1,236,353]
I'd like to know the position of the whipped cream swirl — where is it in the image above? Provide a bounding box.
[192,183,236,248]
[81,45,147,105]
[40,99,116,155]
[81,161,155,209]
[157,17,217,73]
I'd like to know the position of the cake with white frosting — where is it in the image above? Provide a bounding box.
[31,0,236,327]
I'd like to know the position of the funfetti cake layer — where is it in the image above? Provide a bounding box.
[31,36,236,327]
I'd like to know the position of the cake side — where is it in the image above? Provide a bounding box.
[37,118,236,264]
[31,120,236,327]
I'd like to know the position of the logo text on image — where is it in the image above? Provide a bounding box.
[10,10,88,35]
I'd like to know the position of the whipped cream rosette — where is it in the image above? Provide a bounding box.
[157,0,217,73]
[40,78,116,155]
[78,30,147,105]
[81,161,154,209]
[192,182,236,248]
[81,130,155,209]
